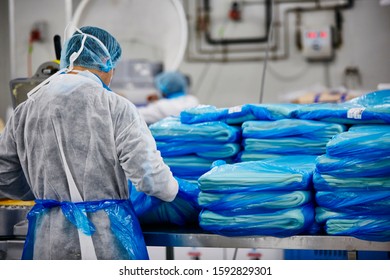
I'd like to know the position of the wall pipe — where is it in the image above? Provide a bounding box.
[192,1,281,55]
[203,0,272,45]
[186,0,290,62]
[185,0,353,63]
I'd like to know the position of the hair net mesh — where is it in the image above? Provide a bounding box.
[155,71,188,97]
[60,26,122,73]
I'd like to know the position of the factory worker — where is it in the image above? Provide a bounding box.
[0,26,178,260]
[137,71,199,124]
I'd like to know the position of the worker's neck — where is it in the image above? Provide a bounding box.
[71,66,113,86]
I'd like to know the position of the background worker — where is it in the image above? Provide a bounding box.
[137,71,199,125]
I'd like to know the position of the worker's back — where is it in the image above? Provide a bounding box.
[7,72,148,259]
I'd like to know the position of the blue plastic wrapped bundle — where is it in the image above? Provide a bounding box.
[243,138,329,155]
[198,190,312,212]
[242,119,346,140]
[162,155,217,180]
[180,105,238,124]
[149,116,241,143]
[130,178,201,226]
[156,141,241,159]
[180,104,299,125]
[240,119,344,161]
[313,171,390,191]
[315,207,390,242]
[198,156,317,192]
[249,104,299,122]
[315,154,390,178]
[352,89,390,107]
[325,219,390,242]
[258,155,319,167]
[304,222,323,235]
[235,151,283,162]
[316,191,390,214]
[291,89,390,124]
[326,127,390,158]
[199,204,315,237]
[348,124,390,133]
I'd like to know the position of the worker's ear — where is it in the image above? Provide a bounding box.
[147,93,159,103]
[108,68,115,85]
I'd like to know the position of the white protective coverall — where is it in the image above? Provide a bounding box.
[138,94,199,125]
[0,70,178,259]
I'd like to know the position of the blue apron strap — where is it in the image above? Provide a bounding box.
[22,202,49,259]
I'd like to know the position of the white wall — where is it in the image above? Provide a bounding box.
[1,0,389,122]
[0,0,71,121]
[10,0,71,79]
[180,0,390,106]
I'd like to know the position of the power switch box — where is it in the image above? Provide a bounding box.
[301,26,334,61]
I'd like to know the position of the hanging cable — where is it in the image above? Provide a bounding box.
[232,248,238,260]
[27,28,41,77]
[259,0,275,104]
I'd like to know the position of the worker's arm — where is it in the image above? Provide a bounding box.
[114,101,178,202]
[0,115,34,200]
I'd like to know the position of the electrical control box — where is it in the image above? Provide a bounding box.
[301,26,333,61]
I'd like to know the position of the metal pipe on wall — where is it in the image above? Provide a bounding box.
[203,0,272,45]
[193,1,281,55]
[184,0,352,63]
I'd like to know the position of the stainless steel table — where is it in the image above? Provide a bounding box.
[142,227,390,260]
[2,225,390,260]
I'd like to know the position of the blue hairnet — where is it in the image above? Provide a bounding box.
[60,26,122,73]
[155,71,188,98]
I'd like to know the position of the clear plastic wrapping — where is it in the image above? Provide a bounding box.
[149,116,241,143]
[199,204,315,237]
[242,119,346,139]
[198,156,317,193]
[291,90,390,124]
[180,104,298,125]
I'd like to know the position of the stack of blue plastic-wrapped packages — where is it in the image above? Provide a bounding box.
[180,103,347,162]
[148,116,241,181]
[197,156,318,237]
[129,89,390,237]
[314,124,390,241]
[128,115,242,227]
[288,89,390,241]
[239,119,346,162]
[291,89,390,124]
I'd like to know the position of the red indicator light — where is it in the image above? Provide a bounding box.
[320,31,327,38]
[306,32,317,39]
